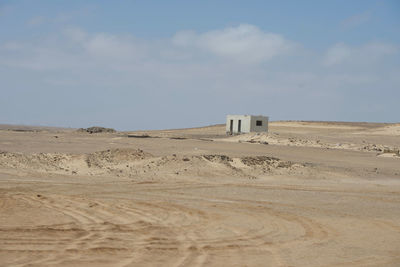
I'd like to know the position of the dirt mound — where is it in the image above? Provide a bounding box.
[377,148,400,158]
[0,149,152,176]
[78,126,116,134]
[222,133,324,148]
[0,151,70,171]
[86,148,152,168]
[240,156,303,173]
[222,132,399,154]
[0,149,306,179]
[241,156,280,166]
[227,133,331,149]
[202,154,232,163]
[200,154,303,174]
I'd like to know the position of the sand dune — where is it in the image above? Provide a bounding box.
[221,132,400,154]
[0,149,305,180]
[0,121,399,266]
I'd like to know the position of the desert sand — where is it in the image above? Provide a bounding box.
[0,121,399,266]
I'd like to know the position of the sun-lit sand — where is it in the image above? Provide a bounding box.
[0,121,399,266]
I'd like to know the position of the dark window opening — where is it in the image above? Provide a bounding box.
[256,120,262,126]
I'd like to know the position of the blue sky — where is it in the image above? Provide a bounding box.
[1,0,399,130]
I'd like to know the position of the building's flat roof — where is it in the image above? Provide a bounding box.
[226,115,268,117]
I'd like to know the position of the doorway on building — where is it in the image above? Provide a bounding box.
[238,120,241,133]
[229,120,233,134]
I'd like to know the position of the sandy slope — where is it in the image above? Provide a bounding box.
[0,121,399,266]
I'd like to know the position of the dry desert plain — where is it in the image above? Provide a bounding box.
[0,121,400,267]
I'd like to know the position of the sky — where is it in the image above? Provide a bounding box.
[0,0,399,130]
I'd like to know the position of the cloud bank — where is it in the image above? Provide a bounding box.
[0,24,399,129]
[172,24,294,63]
[323,42,398,66]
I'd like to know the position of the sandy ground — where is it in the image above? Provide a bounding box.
[0,121,399,267]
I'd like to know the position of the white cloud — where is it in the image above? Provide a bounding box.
[323,43,351,66]
[173,24,294,63]
[63,28,149,64]
[64,27,87,42]
[2,25,397,78]
[83,34,138,61]
[323,42,398,66]
[360,42,398,59]
[4,24,294,70]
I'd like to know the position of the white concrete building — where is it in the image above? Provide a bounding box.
[226,115,269,135]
